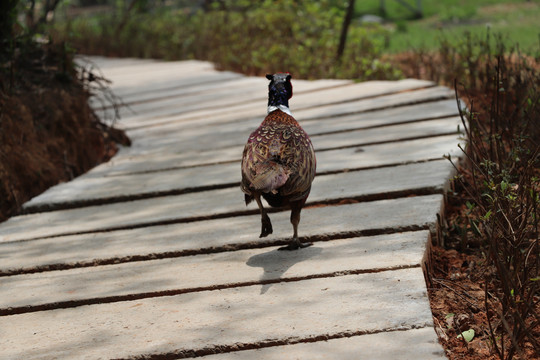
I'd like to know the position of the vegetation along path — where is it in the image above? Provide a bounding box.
[0,57,465,359]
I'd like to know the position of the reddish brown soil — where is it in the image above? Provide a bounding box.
[426,182,539,360]
[428,242,539,360]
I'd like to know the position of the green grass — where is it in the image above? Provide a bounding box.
[355,0,539,54]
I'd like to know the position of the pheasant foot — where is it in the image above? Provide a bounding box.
[259,215,273,238]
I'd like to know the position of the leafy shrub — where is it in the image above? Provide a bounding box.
[52,0,401,80]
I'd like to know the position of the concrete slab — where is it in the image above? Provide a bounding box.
[118,77,358,128]
[21,135,460,212]
[123,77,352,110]
[13,160,453,238]
[121,84,451,130]
[81,58,213,76]
[91,59,216,83]
[118,77,266,115]
[100,66,227,98]
[0,231,429,309]
[91,100,459,177]
[316,135,462,172]
[0,58,453,359]
[126,98,459,146]
[296,86,453,121]
[109,71,243,102]
[312,117,461,150]
[124,113,459,157]
[112,69,345,102]
[118,77,351,125]
[293,79,434,110]
[86,67,244,122]
[0,195,443,271]
[115,76,263,106]
[305,98,460,134]
[119,79,433,124]
[203,327,445,359]
[0,268,433,360]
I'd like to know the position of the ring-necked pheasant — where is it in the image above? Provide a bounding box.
[241,73,316,250]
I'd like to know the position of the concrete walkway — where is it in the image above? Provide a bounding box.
[0,57,463,359]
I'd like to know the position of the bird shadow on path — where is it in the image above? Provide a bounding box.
[246,246,323,295]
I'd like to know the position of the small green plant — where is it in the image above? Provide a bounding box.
[457,328,475,343]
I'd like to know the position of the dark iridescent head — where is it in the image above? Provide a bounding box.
[266,73,293,108]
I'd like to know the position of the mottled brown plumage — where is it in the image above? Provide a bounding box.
[241,73,316,250]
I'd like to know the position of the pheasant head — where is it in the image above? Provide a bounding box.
[266,73,293,108]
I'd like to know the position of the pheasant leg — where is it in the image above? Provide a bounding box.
[255,194,273,237]
[278,204,312,251]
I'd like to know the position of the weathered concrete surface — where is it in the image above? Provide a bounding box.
[120,83,451,132]
[0,268,433,360]
[21,148,455,212]
[0,57,461,359]
[127,97,459,144]
[4,160,452,241]
[296,86,453,121]
[0,231,428,309]
[80,58,224,96]
[124,98,459,154]
[119,113,459,159]
[118,77,353,128]
[204,327,445,360]
[118,108,459,161]
[117,73,257,105]
[79,99,459,178]
[312,116,461,150]
[21,135,460,213]
[119,79,432,124]
[0,195,443,272]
